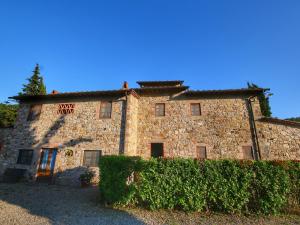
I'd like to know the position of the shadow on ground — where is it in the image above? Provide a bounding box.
[0,183,146,225]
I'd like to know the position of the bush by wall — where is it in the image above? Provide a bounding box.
[99,156,300,214]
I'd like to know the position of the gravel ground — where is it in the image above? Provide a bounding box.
[0,183,299,225]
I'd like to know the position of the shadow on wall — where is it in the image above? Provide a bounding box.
[0,183,146,225]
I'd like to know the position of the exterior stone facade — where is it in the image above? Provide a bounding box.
[0,80,299,185]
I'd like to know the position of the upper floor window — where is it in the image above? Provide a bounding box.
[155,103,165,117]
[196,146,207,159]
[191,103,201,116]
[242,146,254,160]
[83,150,102,167]
[57,104,75,114]
[27,104,42,121]
[100,102,112,118]
[17,149,33,165]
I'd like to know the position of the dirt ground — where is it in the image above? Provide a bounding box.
[0,183,299,225]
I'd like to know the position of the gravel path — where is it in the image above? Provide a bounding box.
[0,183,299,225]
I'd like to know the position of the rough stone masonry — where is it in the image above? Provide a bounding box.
[0,80,299,186]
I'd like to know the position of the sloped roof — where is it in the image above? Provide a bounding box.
[137,80,184,87]
[183,88,265,96]
[258,117,300,128]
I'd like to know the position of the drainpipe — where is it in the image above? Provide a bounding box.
[247,96,261,160]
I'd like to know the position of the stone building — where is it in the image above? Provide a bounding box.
[0,80,299,185]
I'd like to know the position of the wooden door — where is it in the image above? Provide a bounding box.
[36,148,57,182]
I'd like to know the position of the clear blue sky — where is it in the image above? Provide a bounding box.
[0,0,299,118]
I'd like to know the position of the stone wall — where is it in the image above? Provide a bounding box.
[124,93,139,156]
[257,121,300,160]
[136,94,256,159]
[0,97,126,185]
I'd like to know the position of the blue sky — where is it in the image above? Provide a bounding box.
[0,0,299,118]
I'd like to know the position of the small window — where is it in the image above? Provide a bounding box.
[27,104,42,121]
[242,146,254,160]
[191,103,201,116]
[196,146,207,159]
[151,143,164,158]
[17,149,33,165]
[57,104,75,114]
[83,150,101,167]
[155,103,165,117]
[100,102,112,118]
[0,141,3,152]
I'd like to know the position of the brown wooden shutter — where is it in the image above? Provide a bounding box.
[196,146,207,159]
[242,146,254,160]
[155,103,165,116]
[100,102,112,118]
[191,103,201,116]
[83,150,101,167]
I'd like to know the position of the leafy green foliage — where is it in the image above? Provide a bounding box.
[99,156,300,214]
[249,161,290,214]
[204,160,253,213]
[0,103,19,128]
[99,155,142,205]
[136,158,207,211]
[247,82,272,117]
[19,64,46,96]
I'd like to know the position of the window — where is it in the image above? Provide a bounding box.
[27,104,42,121]
[151,143,164,158]
[191,103,201,116]
[57,104,75,114]
[196,146,207,159]
[17,149,33,165]
[0,141,3,152]
[155,103,165,117]
[100,102,112,118]
[242,146,254,160]
[83,150,101,167]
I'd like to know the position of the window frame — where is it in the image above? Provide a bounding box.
[151,143,164,158]
[99,101,112,119]
[190,103,201,116]
[17,149,34,165]
[83,150,102,167]
[27,104,42,121]
[155,103,165,117]
[196,146,207,159]
[242,146,254,160]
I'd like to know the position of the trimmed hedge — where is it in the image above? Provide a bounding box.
[99,156,300,214]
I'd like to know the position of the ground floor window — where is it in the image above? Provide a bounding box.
[17,149,33,165]
[83,150,102,167]
[151,143,164,158]
[242,146,254,160]
[196,146,207,159]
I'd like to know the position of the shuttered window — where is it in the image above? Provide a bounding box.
[17,149,33,165]
[100,102,112,118]
[27,104,42,121]
[242,146,254,160]
[196,146,207,159]
[155,103,165,117]
[191,103,201,116]
[83,150,101,167]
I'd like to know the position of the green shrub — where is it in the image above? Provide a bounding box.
[99,155,142,205]
[98,156,300,214]
[249,161,290,214]
[204,160,253,213]
[136,158,207,211]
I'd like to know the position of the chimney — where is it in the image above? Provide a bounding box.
[122,81,129,89]
[51,90,59,94]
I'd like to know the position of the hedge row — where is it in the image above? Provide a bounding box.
[99,156,300,214]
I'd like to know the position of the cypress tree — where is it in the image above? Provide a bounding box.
[19,64,47,96]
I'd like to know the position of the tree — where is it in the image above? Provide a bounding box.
[247,82,272,117]
[0,103,19,128]
[286,117,300,122]
[19,64,46,96]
